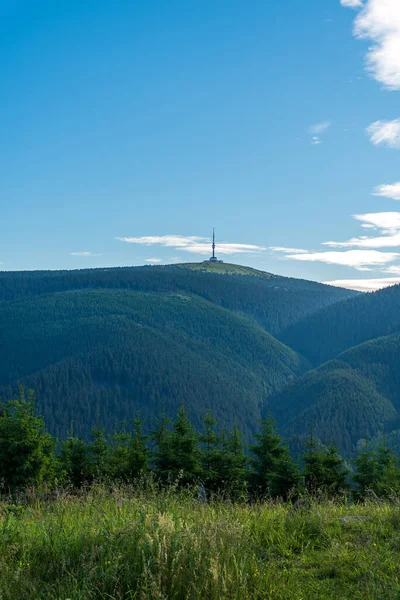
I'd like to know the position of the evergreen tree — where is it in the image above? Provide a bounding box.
[60,426,92,488]
[200,411,222,491]
[90,424,109,479]
[151,413,173,482]
[375,442,400,497]
[128,412,149,478]
[269,453,302,500]
[109,423,133,482]
[0,389,56,491]
[250,417,299,498]
[303,432,349,496]
[353,440,400,499]
[168,405,201,485]
[352,441,378,499]
[220,424,248,499]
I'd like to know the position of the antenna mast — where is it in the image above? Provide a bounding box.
[212,227,216,259]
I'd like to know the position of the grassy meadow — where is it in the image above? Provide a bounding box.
[0,485,400,599]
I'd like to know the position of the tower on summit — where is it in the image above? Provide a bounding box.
[205,228,223,263]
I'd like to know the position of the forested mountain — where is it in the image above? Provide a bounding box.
[280,283,400,365]
[0,263,356,336]
[0,288,310,440]
[268,334,400,456]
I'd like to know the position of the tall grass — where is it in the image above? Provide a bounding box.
[0,484,400,599]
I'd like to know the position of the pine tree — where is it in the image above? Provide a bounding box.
[0,388,56,491]
[168,405,201,485]
[376,442,400,497]
[354,440,400,499]
[151,412,173,482]
[353,443,377,498]
[60,424,92,488]
[220,424,248,499]
[269,453,302,500]
[250,417,299,498]
[128,412,149,478]
[200,411,221,491]
[109,423,133,482]
[90,424,109,480]
[303,432,349,496]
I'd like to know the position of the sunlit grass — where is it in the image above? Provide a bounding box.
[0,485,399,599]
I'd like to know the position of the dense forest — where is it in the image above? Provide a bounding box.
[280,283,400,365]
[0,263,355,335]
[1,261,400,458]
[2,389,400,502]
[0,288,309,440]
[269,334,400,456]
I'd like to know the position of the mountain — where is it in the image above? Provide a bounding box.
[268,333,400,456]
[0,263,358,441]
[0,287,310,440]
[280,283,400,366]
[0,263,356,336]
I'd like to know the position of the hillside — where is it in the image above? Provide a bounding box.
[280,283,400,365]
[0,263,357,336]
[268,334,400,455]
[0,288,310,440]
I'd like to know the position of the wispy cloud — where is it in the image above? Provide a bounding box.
[323,212,400,248]
[324,277,400,292]
[70,252,101,257]
[286,249,399,269]
[340,0,363,8]
[372,181,400,200]
[354,212,400,230]
[350,0,400,90]
[367,119,400,148]
[308,121,331,146]
[309,121,332,135]
[145,257,163,264]
[117,235,266,256]
[269,247,308,254]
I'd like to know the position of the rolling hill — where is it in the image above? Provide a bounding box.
[0,288,310,440]
[280,283,400,366]
[0,263,357,336]
[268,333,400,456]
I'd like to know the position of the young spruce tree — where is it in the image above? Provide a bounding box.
[0,388,56,491]
[250,417,300,499]
[303,431,349,496]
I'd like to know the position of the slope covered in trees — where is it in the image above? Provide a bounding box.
[280,283,400,365]
[268,334,400,455]
[0,263,356,336]
[0,288,309,439]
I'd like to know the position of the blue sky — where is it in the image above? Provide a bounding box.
[2,0,400,290]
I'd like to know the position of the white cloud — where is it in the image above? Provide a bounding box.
[269,247,308,254]
[324,277,400,292]
[354,211,400,230]
[325,232,400,248]
[286,249,399,269]
[145,258,162,264]
[311,136,322,145]
[385,265,400,274]
[117,235,266,256]
[372,181,400,200]
[367,119,400,148]
[309,121,332,135]
[353,0,400,90]
[340,0,363,8]
[323,212,400,248]
[70,252,100,257]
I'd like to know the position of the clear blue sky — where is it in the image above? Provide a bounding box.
[2,0,400,290]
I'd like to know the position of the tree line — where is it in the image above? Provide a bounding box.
[1,388,399,501]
